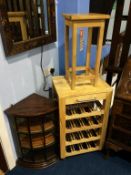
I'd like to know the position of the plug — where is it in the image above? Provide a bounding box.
[50,68,55,75]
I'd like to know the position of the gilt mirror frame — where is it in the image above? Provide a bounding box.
[0,0,56,57]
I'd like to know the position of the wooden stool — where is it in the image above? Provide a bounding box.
[63,13,110,89]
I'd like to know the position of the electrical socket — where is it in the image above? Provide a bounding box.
[50,68,55,75]
[44,67,55,76]
[44,68,50,76]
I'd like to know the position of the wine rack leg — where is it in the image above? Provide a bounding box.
[100,91,112,149]
[59,98,66,159]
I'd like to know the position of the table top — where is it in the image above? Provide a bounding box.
[63,13,110,21]
[53,76,112,98]
[5,93,57,117]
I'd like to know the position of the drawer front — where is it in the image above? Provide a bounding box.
[114,114,131,131]
[111,128,131,148]
[65,93,107,105]
[112,99,131,117]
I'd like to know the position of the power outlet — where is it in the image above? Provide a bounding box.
[44,68,55,76]
[50,68,55,75]
[44,68,50,76]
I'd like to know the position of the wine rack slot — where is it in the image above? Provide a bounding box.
[66,116,103,133]
[66,101,104,120]
[66,141,100,157]
[53,76,112,158]
[66,128,101,146]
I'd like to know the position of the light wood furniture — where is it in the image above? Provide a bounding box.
[5,94,58,168]
[8,12,27,41]
[63,14,110,89]
[53,76,112,159]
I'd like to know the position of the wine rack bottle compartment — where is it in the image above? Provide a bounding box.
[65,100,102,156]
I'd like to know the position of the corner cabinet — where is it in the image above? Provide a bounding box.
[53,76,112,159]
[5,94,58,168]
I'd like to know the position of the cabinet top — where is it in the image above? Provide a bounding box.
[63,13,110,21]
[53,76,112,98]
[5,94,57,117]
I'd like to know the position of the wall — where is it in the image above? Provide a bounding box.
[0,23,59,169]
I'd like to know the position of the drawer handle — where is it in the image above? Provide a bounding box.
[76,98,96,103]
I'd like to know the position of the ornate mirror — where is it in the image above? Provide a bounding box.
[0,0,56,56]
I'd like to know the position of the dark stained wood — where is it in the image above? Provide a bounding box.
[106,57,131,153]
[0,142,8,172]
[0,0,14,55]
[116,57,131,101]
[40,0,45,35]
[13,0,18,11]
[5,93,58,168]
[106,0,125,85]
[32,0,40,37]
[48,0,56,41]
[5,94,57,117]
[0,0,56,56]
[25,0,34,38]
[119,3,131,68]
[19,0,24,11]
[6,0,13,11]
[106,0,131,85]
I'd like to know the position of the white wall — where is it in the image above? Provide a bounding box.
[0,35,59,169]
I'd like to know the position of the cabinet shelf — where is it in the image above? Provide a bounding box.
[18,121,54,134]
[20,134,55,149]
[112,125,131,135]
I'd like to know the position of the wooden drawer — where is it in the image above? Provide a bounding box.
[113,114,131,131]
[112,99,131,117]
[65,93,107,105]
[111,128,131,149]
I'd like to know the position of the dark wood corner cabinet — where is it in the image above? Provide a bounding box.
[0,0,56,56]
[5,93,58,168]
[106,58,131,152]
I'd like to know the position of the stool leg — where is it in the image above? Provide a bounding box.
[86,28,92,75]
[71,24,77,89]
[65,25,70,82]
[94,22,105,86]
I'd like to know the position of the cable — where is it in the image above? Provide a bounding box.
[40,46,49,91]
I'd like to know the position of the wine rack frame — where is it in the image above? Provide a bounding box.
[53,76,112,159]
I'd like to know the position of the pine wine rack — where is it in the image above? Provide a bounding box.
[53,76,112,159]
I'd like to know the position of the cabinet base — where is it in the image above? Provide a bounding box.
[17,156,58,169]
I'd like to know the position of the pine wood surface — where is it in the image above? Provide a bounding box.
[53,76,112,159]
[0,170,4,175]
[63,13,110,89]
[53,76,112,98]
[63,13,110,20]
